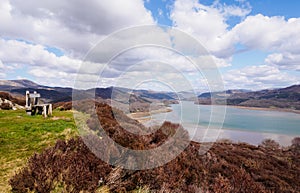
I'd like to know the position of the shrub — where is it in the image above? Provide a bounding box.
[292,137,300,148]
[0,102,12,110]
[260,139,280,150]
[10,102,300,192]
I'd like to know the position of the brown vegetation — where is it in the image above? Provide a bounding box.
[10,102,300,192]
[0,102,12,110]
[53,101,72,111]
[0,91,26,106]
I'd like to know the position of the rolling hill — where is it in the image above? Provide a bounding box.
[197,85,300,110]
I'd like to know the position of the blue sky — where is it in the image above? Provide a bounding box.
[0,0,299,90]
[144,0,300,90]
[145,0,300,26]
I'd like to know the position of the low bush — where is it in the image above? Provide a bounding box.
[10,102,300,192]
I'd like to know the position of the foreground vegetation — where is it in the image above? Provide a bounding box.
[0,109,78,192]
[8,102,300,193]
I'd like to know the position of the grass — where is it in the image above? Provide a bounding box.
[0,109,78,193]
[0,109,162,192]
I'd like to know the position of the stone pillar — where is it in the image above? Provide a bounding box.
[48,104,52,116]
[25,91,32,115]
[43,105,47,118]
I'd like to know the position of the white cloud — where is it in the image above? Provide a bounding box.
[0,0,154,57]
[222,4,251,18]
[1,0,300,90]
[170,0,300,89]
[171,0,230,54]
[170,0,300,59]
[0,39,81,73]
[170,0,251,58]
[169,0,250,73]
[224,65,299,90]
[231,14,300,52]
[265,52,300,71]
[229,14,300,72]
[2,1,210,90]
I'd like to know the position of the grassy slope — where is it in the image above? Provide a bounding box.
[0,109,78,193]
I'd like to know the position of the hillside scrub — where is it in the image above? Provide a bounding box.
[9,103,300,192]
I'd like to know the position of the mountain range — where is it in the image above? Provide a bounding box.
[1,79,300,111]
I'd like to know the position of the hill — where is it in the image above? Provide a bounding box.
[197,85,300,110]
[0,79,40,89]
[0,79,178,111]
[2,79,300,111]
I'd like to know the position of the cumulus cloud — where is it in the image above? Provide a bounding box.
[224,65,299,90]
[170,0,251,57]
[170,0,300,58]
[0,0,154,56]
[170,0,300,89]
[0,0,159,88]
[1,0,300,90]
[0,39,82,73]
[171,0,230,55]
[265,52,300,71]
[231,15,300,52]
[169,0,250,74]
[229,14,300,72]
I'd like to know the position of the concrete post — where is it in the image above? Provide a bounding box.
[25,91,32,115]
[25,91,29,108]
[43,106,47,118]
[48,104,52,116]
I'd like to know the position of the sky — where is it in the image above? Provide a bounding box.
[0,0,300,91]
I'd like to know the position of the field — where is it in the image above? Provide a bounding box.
[0,109,78,192]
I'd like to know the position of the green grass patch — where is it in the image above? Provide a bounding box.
[0,109,78,193]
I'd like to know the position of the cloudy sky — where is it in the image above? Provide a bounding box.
[0,0,300,91]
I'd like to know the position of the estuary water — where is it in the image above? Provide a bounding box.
[148,101,300,146]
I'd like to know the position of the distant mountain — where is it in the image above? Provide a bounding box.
[197,85,300,110]
[2,79,299,110]
[0,79,40,90]
[0,79,178,105]
[198,89,250,98]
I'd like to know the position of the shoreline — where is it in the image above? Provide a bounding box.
[226,105,300,114]
[126,102,300,146]
[127,107,172,123]
[195,102,300,114]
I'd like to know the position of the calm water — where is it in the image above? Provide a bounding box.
[148,101,300,145]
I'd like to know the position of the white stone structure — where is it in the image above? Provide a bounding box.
[25,91,52,117]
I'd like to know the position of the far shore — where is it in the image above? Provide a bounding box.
[225,105,300,114]
[195,101,300,114]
